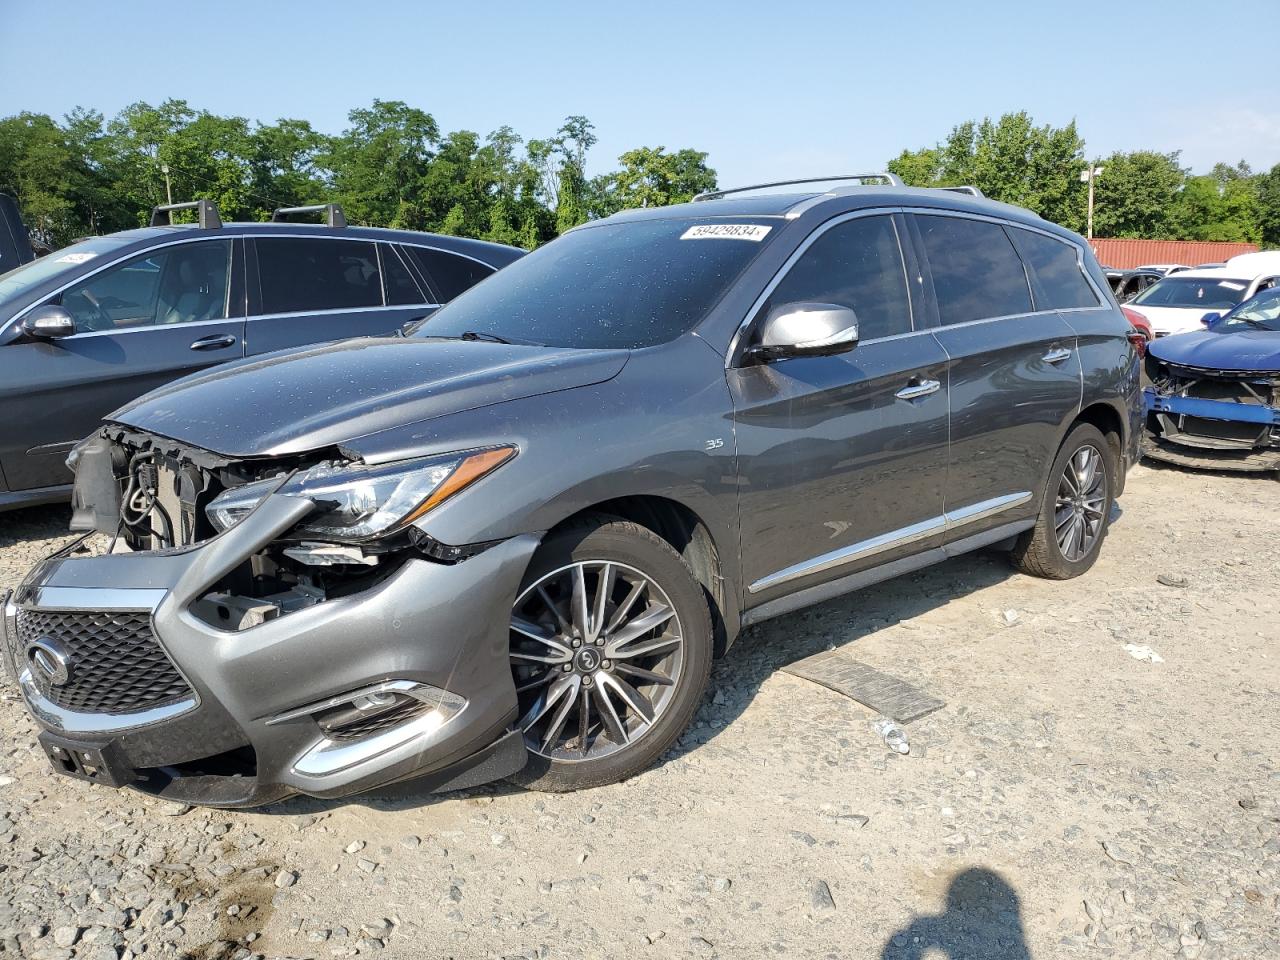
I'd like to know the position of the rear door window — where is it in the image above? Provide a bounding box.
[915,215,1033,325]
[760,214,912,341]
[256,238,382,315]
[1009,228,1099,309]
[381,244,428,305]
[403,246,494,301]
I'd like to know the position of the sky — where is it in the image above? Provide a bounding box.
[3,0,1278,186]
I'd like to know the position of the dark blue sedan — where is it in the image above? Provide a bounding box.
[1143,287,1280,473]
[0,201,523,509]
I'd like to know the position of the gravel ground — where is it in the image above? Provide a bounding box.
[0,461,1277,960]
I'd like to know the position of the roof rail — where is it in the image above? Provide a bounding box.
[693,172,904,202]
[271,203,347,228]
[937,185,986,198]
[150,200,222,229]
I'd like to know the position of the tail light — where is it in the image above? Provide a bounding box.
[1121,307,1151,357]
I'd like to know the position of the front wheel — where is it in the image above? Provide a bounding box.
[506,517,713,792]
[1010,423,1115,579]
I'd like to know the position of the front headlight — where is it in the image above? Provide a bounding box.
[206,446,516,541]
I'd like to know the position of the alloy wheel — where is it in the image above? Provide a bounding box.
[1054,444,1106,562]
[510,560,685,763]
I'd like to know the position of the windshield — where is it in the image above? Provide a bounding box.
[417,217,779,349]
[1130,275,1249,310]
[0,236,131,304]
[1222,287,1280,331]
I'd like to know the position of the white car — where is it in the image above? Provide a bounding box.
[1124,252,1280,336]
[1134,263,1190,276]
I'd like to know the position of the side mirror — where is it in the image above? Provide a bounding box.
[747,302,859,363]
[1200,311,1223,328]
[21,305,76,339]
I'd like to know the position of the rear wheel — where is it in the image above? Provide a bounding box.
[1011,423,1115,579]
[506,517,713,792]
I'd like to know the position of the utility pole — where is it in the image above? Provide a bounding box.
[160,164,173,206]
[1080,161,1104,239]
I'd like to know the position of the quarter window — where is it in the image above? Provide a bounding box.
[1010,228,1099,309]
[59,240,231,332]
[762,215,912,341]
[916,216,1033,325]
[256,238,382,315]
[404,247,494,301]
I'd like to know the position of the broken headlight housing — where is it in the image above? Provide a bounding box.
[205,446,516,542]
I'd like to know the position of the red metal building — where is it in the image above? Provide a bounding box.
[1089,238,1259,270]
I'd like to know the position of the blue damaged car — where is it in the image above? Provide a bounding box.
[1144,287,1280,473]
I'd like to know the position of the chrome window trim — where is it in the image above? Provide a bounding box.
[3,235,238,339]
[748,492,1031,594]
[726,206,911,367]
[246,303,441,323]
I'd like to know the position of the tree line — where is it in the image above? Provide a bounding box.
[0,99,715,249]
[889,111,1280,246]
[2,102,1279,251]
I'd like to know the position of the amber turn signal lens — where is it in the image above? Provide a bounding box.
[402,446,517,524]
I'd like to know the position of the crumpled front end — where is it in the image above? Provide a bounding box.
[1143,355,1280,472]
[3,429,535,807]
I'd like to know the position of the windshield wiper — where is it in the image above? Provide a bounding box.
[460,330,512,344]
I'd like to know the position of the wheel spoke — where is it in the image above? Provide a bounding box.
[536,585,571,634]
[598,672,655,724]
[1054,503,1075,530]
[615,663,675,687]
[605,579,645,635]
[589,562,615,642]
[519,675,576,733]
[515,671,557,694]
[539,675,582,750]
[571,565,589,637]
[609,632,681,661]
[510,617,572,662]
[577,685,591,756]
[1060,467,1079,497]
[592,685,629,745]
[608,603,676,646]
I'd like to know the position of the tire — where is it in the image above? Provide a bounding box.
[1010,423,1115,580]
[506,516,713,792]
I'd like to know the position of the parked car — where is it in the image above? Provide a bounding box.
[2,174,1141,807]
[0,201,523,510]
[1143,285,1280,473]
[1106,268,1164,303]
[1133,263,1189,276]
[1123,252,1280,337]
[1123,307,1153,355]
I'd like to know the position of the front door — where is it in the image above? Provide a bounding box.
[729,213,951,605]
[0,238,244,490]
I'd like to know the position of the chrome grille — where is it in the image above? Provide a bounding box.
[15,608,192,714]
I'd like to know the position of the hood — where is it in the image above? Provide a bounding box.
[1149,327,1280,373]
[1128,305,1216,336]
[109,336,629,457]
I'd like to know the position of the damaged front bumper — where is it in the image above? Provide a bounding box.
[3,494,538,807]
[1143,381,1280,473]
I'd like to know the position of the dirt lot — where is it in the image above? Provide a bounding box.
[0,461,1277,960]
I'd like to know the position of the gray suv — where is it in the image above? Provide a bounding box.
[3,175,1141,806]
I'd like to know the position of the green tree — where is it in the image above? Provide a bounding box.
[323,100,439,228]
[1255,162,1280,248]
[1090,150,1186,239]
[590,146,716,216]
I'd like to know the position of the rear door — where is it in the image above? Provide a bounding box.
[730,212,951,604]
[0,238,244,490]
[908,213,1081,536]
[244,237,434,355]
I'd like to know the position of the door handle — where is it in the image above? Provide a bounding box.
[189,334,237,351]
[1042,347,1072,364]
[895,378,941,401]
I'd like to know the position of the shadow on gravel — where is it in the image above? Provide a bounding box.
[881,867,1032,960]
[0,503,72,548]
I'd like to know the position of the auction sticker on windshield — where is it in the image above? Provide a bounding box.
[680,224,772,241]
[55,252,97,264]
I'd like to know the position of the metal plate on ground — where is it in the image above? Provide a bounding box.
[782,651,945,723]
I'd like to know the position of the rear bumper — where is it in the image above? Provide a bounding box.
[3,496,538,807]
